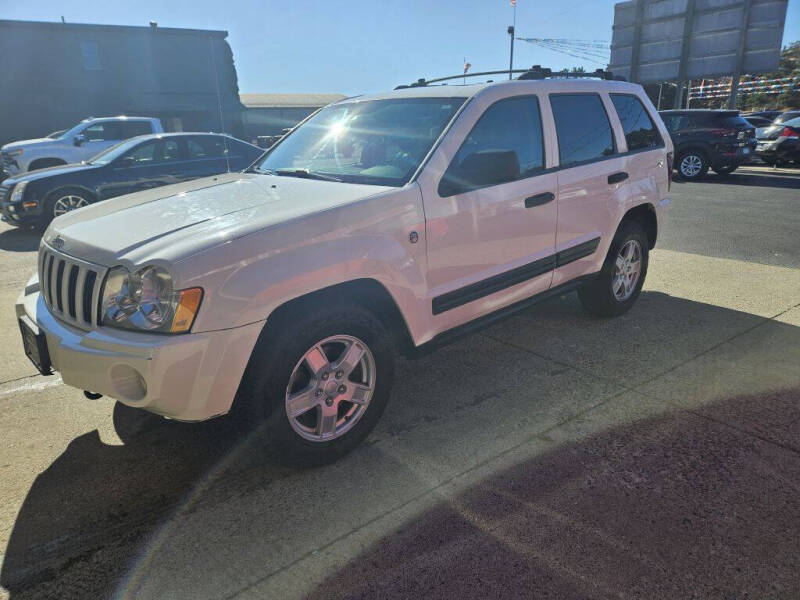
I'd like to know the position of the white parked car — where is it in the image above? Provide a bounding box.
[1,116,163,176]
[16,78,672,464]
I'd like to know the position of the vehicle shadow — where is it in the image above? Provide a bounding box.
[306,386,800,600]
[0,226,40,252]
[1,291,799,599]
[675,168,800,190]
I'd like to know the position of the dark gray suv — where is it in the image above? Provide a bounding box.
[659,110,756,180]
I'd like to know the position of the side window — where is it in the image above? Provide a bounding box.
[187,136,227,159]
[610,94,663,151]
[439,95,544,196]
[550,94,615,167]
[82,123,109,141]
[117,121,154,139]
[121,139,181,165]
[124,140,159,165]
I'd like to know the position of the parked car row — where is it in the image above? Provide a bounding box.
[1,116,164,177]
[656,108,799,179]
[1,133,264,228]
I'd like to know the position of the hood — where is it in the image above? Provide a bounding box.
[5,162,97,185]
[1,138,55,151]
[44,172,393,266]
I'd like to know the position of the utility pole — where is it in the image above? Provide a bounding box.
[508,0,516,80]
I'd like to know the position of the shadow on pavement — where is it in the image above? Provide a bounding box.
[0,226,40,252]
[1,291,799,599]
[307,387,800,600]
[676,169,800,190]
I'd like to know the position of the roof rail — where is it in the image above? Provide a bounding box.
[395,65,625,89]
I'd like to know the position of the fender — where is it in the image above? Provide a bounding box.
[175,184,432,344]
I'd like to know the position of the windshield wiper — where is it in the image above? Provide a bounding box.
[275,168,342,182]
[246,166,272,174]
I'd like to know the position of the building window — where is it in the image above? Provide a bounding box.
[80,41,102,70]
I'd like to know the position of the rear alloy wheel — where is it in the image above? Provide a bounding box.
[677,152,708,180]
[578,220,649,318]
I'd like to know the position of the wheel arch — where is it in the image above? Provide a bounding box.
[260,278,415,356]
[28,157,68,171]
[619,203,657,249]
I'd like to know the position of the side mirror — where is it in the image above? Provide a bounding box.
[73,134,87,147]
[439,150,520,196]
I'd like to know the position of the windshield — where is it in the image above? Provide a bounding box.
[253,97,466,186]
[85,137,147,165]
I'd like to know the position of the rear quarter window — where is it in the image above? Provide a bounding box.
[610,94,663,151]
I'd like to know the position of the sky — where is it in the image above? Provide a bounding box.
[1,0,798,95]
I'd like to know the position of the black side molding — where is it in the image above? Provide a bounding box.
[431,236,601,315]
[608,171,629,184]
[525,192,555,208]
[555,237,601,267]
[412,274,600,358]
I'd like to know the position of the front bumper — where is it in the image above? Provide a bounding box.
[16,276,264,421]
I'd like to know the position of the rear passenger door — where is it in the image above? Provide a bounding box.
[550,93,627,287]
[100,138,185,199]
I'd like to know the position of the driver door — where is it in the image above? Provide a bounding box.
[420,94,557,325]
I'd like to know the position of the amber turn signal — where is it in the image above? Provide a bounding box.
[170,288,203,333]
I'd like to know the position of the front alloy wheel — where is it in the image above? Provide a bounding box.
[237,304,394,466]
[53,194,90,216]
[285,335,376,442]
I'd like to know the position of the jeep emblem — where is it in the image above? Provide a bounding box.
[51,236,65,250]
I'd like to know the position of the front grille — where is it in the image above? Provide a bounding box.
[39,245,107,329]
[0,183,12,203]
[1,152,16,171]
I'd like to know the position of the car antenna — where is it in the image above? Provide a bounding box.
[209,35,231,173]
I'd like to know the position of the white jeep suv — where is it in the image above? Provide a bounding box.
[16,78,672,464]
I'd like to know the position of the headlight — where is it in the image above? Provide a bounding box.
[6,149,23,157]
[100,266,203,334]
[10,181,27,202]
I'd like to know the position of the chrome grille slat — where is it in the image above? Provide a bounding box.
[37,244,107,330]
[75,267,87,323]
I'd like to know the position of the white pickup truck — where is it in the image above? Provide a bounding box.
[16,77,672,465]
[1,116,163,177]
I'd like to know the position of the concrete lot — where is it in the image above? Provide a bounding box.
[0,166,798,599]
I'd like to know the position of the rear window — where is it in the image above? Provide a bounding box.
[116,121,154,138]
[550,94,615,167]
[610,94,663,151]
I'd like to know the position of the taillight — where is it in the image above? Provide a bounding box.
[666,151,673,190]
[710,128,736,137]
[780,127,799,139]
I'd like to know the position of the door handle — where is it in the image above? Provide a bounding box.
[524,192,555,208]
[608,172,629,184]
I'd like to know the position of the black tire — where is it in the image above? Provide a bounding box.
[40,187,93,228]
[711,164,738,176]
[676,150,709,180]
[578,220,649,318]
[235,304,395,467]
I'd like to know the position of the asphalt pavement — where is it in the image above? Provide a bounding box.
[0,165,798,599]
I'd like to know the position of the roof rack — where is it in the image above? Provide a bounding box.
[395,65,625,89]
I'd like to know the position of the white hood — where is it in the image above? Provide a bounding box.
[44,173,392,266]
